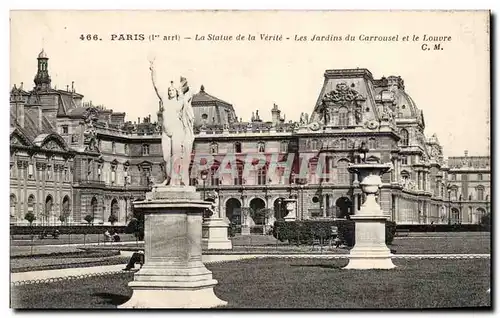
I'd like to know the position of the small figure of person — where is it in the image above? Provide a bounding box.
[52,229,60,239]
[112,232,120,242]
[123,250,144,271]
[104,230,112,242]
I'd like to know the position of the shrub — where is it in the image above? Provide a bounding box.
[108,213,118,225]
[84,214,94,225]
[24,212,36,225]
[273,219,397,247]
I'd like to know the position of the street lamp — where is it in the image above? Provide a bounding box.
[486,195,489,214]
[200,170,209,200]
[447,185,452,225]
[458,194,463,224]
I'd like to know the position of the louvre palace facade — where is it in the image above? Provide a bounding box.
[9,50,491,228]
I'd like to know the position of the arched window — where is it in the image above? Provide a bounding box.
[257,166,267,185]
[210,142,218,154]
[401,170,410,185]
[310,139,319,150]
[337,159,350,184]
[45,195,53,225]
[234,142,242,153]
[476,186,484,201]
[400,129,409,146]
[340,138,347,150]
[257,142,265,153]
[280,141,288,153]
[10,194,16,219]
[338,107,349,126]
[62,196,70,223]
[28,195,35,213]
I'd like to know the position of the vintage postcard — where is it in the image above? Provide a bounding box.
[9,10,491,309]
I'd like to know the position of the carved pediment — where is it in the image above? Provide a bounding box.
[43,140,64,151]
[10,130,32,147]
[323,82,366,105]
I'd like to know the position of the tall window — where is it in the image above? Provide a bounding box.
[234,165,243,185]
[28,163,34,179]
[141,166,151,186]
[210,166,219,186]
[280,141,288,153]
[97,164,102,181]
[124,144,129,155]
[337,159,350,184]
[400,129,409,146]
[401,155,408,165]
[46,165,52,181]
[340,138,347,150]
[142,144,150,156]
[368,138,377,149]
[338,107,349,126]
[62,125,69,134]
[210,142,218,154]
[257,166,267,185]
[112,142,116,154]
[451,174,456,181]
[477,187,484,201]
[234,142,242,153]
[310,139,318,150]
[111,165,117,184]
[478,173,483,181]
[257,142,265,153]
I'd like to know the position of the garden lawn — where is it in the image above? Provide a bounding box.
[11,258,491,309]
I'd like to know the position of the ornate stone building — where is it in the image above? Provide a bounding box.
[10,52,491,227]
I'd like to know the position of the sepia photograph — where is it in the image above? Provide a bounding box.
[8,10,491,309]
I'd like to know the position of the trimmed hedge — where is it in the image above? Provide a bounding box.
[272,219,397,247]
[10,225,128,236]
[396,224,489,232]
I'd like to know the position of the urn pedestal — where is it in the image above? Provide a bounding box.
[344,163,395,270]
[119,185,227,308]
[283,199,297,222]
[202,218,232,250]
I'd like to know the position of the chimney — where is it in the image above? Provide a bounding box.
[271,103,281,124]
[66,85,69,92]
[71,81,75,92]
[20,82,23,90]
[138,117,140,124]
[149,114,151,122]
[464,150,468,157]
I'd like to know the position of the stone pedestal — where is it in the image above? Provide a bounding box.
[344,163,395,270]
[241,225,250,235]
[119,185,227,308]
[284,199,297,222]
[202,218,232,250]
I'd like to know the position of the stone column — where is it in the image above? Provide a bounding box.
[119,185,227,309]
[345,163,395,270]
[240,195,250,235]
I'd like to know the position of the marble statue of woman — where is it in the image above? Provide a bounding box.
[149,59,195,186]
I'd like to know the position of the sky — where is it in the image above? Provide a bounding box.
[9,10,490,157]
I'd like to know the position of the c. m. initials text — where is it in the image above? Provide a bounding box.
[421,43,444,51]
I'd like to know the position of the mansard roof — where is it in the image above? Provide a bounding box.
[192,85,233,110]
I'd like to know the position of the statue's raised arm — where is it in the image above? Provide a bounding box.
[149,59,164,108]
